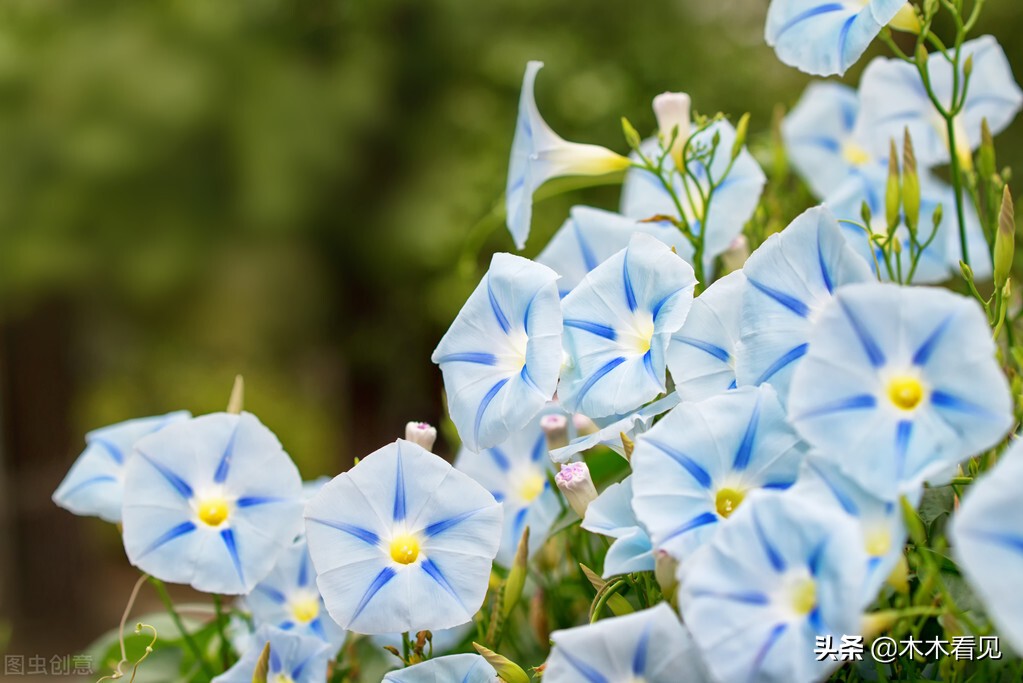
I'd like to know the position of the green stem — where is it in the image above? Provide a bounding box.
[946,116,972,269]
[213,594,232,670]
[149,578,214,679]
[589,577,628,623]
[401,631,412,664]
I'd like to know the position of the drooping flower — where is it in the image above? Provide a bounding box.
[244,540,347,654]
[581,475,654,578]
[121,412,304,595]
[536,206,688,297]
[631,385,807,560]
[543,603,711,683]
[304,439,502,634]
[212,625,331,683]
[549,392,680,464]
[506,61,631,250]
[454,412,561,567]
[383,654,497,683]
[667,270,745,402]
[855,36,1023,167]
[765,0,917,77]
[431,253,562,452]
[736,206,873,402]
[679,489,866,683]
[788,282,1013,500]
[53,410,190,523]
[621,121,766,275]
[559,233,696,418]
[950,441,1023,653]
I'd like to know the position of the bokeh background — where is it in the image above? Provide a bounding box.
[0,0,1020,672]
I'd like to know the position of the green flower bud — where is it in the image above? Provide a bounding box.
[979,118,997,182]
[886,139,901,232]
[994,185,1016,290]
[621,116,642,152]
[502,526,530,620]
[902,129,920,235]
[731,112,750,161]
[473,643,530,683]
[252,642,270,683]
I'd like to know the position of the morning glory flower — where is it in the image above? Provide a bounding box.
[631,385,807,560]
[621,121,766,275]
[506,61,630,250]
[788,282,1013,500]
[549,392,680,464]
[736,206,873,402]
[121,412,304,595]
[304,439,502,634]
[559,233,696,418]
[544,603,711,683]
[383,654,497,683]
[855,36,1023,167]
[765,0,916,77]
[950,441,1023,653]
[581,476,655,578]
[536,206,688,297]
[679,489,866,683]
[666,270,745,402]
[213,625,331,683]
[454,412,561,567]
[52,410,190,523]
[244,540,347,654]
[432,253,562,453]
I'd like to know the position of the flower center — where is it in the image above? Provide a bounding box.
[389,532,421,565]
[789,577,818,616]
[517,472,547,503]
[290,595,320,624]
[715,487,745,518]
[842,140,871,166]
[864,527,892,557]
[626,311,656,356]
[197,497,230,527]
[887,375,925,411]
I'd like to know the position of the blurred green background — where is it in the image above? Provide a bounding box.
[0,0,1019,669]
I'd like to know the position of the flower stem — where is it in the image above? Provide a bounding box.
[945,116,972,269]
[149,577,214,679]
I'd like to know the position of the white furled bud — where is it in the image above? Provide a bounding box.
[555,462,598,518]
[404,421,437,452]
[540,414,569,451]
[653,92,692,171]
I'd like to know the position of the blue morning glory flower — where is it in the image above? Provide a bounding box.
[559,233,696,419]
[581,475,654,578]
[244,539,347,654]
[788,282,1013,500]
[679,489,866,683]
[620,122,766,276]
[666,270,745,402]
[544,603,711,683]
[950,441,1023,653]
[304,439,503,634]
[631,385,807,560]
[121,412,304,595]
[765,0,915,77]
[432,253,563,453]
[454,412,561,567]
[855,36,1023,167]
[549,392,680,464]
[52,410,190,523]
[506,61,630,250]
[383,654,497,683]
[536,206,689,297]
[212,625,331,683]
[736,206,873,402]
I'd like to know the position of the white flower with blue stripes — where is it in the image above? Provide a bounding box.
[213,625,331,683]
[549,392,680,464]
[121,412,304,595]
[383,654,497,683]
[581,475,654,578]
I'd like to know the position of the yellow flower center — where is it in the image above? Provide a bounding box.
[291,596,320,624]
[197,497,230,527]
[627,312,656,356]
[715,488,745,518]
[887,376,925,411]
[865,528,892,557]
[789,577,818,616]
[389,533,421,565]
[517,472,546,503]
[842,140,871,167]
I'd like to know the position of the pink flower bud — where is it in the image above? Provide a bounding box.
[555,462,598,518]
[404,421,437,452]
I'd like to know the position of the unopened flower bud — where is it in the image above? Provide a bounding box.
[731,112,750,161]
[886,139,901,232]
[555,462,598,518]
[473,643,530,683]
[653,92,691,171]
[405,422,437,452]
[979,118,997,182]
[994,185,1016,290]
[903,129,920,235]
[654,549,679,598]
[721,234,750,273]
[572,414,598,436]
[889,2,921,33]
[540,414,569,451]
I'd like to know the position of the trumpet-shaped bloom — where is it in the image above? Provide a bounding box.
[679,490,866,683]
[950,441,1023,653]
[53,410,190,523]
[765,0,914,77]
[304,439,502,634]
[632,385,807,560]
[549,392,680,464]
[245,540,347,654]
[667,270,745,402]
[506,61,630,250]
[559,234,696,418]
[736,206,873,402]
[544,603,711,683]
[536,206,689,296]
[855,36,1023,167]
[620,122,766,275]
[783,82,872,199]
[213,626,331,683]
[432,253,562,452]
[581,476,654,578]
[454,412,561,567]
[122,412,304,595]
[789,282,1013,500]
[383,654,497,683]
